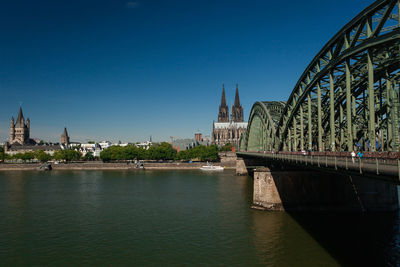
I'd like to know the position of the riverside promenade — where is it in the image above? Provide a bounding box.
[0,161,236,171]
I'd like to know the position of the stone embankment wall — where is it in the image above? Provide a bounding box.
[0,161,236,171]
[218,151,237,163]
[0,163,42,171]
[144,162,235,170]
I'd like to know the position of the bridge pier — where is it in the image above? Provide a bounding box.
[236,157,264,176]
[236,157,248,176]
[239,158,399,212]
[252,168,284,211]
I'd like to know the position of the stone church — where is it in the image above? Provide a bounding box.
[4,107,60,155]
[212,84,248,147]
[9,107,33,145]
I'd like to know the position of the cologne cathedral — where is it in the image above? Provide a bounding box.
[212,84,248,147]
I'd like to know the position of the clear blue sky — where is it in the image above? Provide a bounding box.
[0,0,367,142]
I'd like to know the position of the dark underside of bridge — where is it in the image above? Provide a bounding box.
[237,155,399,212]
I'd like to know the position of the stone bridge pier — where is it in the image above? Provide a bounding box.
[237,157,399,212]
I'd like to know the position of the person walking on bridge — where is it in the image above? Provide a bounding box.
[351,151,356,164]
[357,151,363,158]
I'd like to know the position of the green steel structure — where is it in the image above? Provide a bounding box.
[240,101,285,151]
[241,0,400,153]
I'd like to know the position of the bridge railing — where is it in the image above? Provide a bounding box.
[237,151,400,184]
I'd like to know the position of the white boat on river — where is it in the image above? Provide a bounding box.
[200,162,224,171]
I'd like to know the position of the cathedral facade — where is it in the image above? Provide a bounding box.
[212,84,248,147]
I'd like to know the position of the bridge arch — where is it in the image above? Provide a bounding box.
[271,0,400,152]
[240,0,400,153]
[241,101,285,151]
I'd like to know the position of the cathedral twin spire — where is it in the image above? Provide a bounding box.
[217,84,243,123]
[218,84,229,122]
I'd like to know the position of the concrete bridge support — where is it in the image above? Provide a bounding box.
[252,168,284,211]
[236,157,248,176]
[238,158,399,212]
[236,156,267,176]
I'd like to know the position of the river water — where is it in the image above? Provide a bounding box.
[0,170,399,266]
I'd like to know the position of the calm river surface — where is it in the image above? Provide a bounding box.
[0,170,399,266]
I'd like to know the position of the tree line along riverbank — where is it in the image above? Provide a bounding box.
[0,143,235,164]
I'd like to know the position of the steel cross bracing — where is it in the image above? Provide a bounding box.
[241,0,400,156]
[241,101,285,152]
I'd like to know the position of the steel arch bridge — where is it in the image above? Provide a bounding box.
[241,0,400,153]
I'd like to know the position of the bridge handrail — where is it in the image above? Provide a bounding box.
[240,150,400,159]
[237,151,400,183]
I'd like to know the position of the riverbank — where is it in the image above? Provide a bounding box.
[0,161,236,171]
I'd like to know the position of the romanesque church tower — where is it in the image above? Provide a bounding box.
[61,127,70,144]
[218,84,229,122]
[230,84,243,122]
[10,107,30,145]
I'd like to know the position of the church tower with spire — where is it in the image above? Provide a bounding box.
[10,107,30,145]
[230,84,243,122]
[61,127,70,145]
[218,84,229,122]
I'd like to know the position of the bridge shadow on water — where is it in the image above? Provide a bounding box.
[273,170,400,266]
[248,162,400,266]
[286,210,400,266]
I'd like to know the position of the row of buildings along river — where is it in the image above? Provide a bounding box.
[2,84,248,156]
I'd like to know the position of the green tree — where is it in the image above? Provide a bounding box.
[53,149,82,162]
[11,152,35,161]
[83,151,95,161]
[100,148,112,162]
[12,153,23,160]
[147,142,176,160]
[35,150,52,162]
[220,143,233,152]
[100,143,176,162]
[0,146,5,162]
[175,145,219,161]
[53,150,62,161]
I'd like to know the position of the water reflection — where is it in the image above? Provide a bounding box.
[287,211,400,266]
[251,211,338,266]
[249,179,400,266]
[0,172,29,264]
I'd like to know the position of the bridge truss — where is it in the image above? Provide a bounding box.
[241,0,400,153]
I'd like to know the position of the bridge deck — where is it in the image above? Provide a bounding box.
[237,151,400,184]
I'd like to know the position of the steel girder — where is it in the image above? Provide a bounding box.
[274,0,400,152]
[240,101,285,151]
